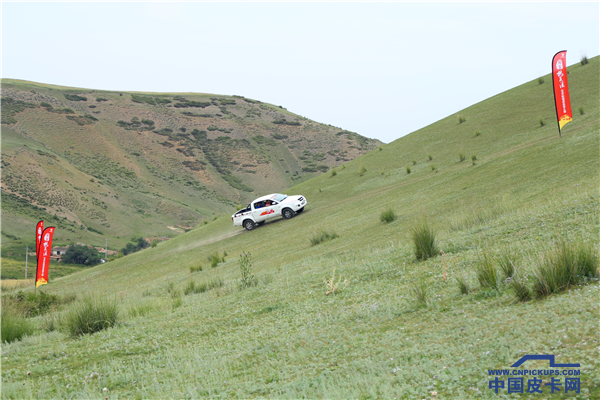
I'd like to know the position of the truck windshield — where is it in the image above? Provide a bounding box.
[273,194,287,202]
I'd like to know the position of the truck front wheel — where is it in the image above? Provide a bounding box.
[282,208,295,219]
[243,220,256,230]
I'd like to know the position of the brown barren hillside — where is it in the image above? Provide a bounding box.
[1,79,380,247]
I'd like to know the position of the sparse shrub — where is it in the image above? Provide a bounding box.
[380,208,397,223]
[538,77,545,85]
[456,274,471,295]
[428,154,433,161]
[431,165,437,172]
[359,165,367,176]
[409,277,428,306]
[411,218,437,260]
[498,251,516,280]
[459,153,466,162]
[310,229,340,246]
[128,300,155,318]
[578,107,584,116]
[2,291,74,318]
[325,268,348,295]
[208,277,224,290]
[476,252,499,289]
[458,115,466,124]
[580,55,589,65]
[471,155,477,165]
[539,118,545,127]
[1,309,35,343]
[510,276,531,302]
[172,297,182,311]
[475,131,482,137]
[42,313,63,332]
[63,295,119,337]
[261,274,274,285]
[239,252,258,290]
[64,94,87,102]
[406,166,411,174]
[330,169,337,177]
[184,281,205,295]
[190,264,203,273]
[532,242,599,298]
[412,160,417,166]
[378,146,383,151]
[208,251,226,268]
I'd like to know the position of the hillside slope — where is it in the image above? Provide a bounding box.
[1,57,598,398]
[1,80,380,249]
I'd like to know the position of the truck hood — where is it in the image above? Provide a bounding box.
[282,195,304,204]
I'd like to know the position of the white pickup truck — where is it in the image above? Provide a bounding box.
[232,193,307,230]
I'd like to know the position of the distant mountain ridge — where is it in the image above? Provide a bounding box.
[1,79,380,247]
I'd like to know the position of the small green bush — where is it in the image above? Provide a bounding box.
[475,131,482,137]
[190,264,203,273]
[184,281,206,295]
[2,291,74,317]
[471,155,477,165]
[539,118,545,127]
[310,229,340,246]
[208,251,227,268]
[498,251,516,279]
[578,107,585,116]
[63,295,119,337]
[64,94,87,101]
[239,252,258,290]
[458,115,466,124]
[410,277,428,306]
[580,55,589,65]
[172,297,183,311]
[330,169,337,177]
[1,309,35,343]
[128,300,155,318]
[406,166,411,174]
[428,154,433,161]
[359,165,367,177]
[183,278,224,295]
[510,276,531,302]
[380,208,397,223]
[532,242,599,298]
[476,252,499,289]
[456,275,471,295]
[459,153,466,162]
[538,77,545,85]
[411,218,437,260]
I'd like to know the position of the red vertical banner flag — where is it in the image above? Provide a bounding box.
[552,50,572,134]
[36,227,55,288]
[36,220,44,260]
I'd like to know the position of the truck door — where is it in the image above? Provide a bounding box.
[252,201,270,222]
[268,201,282,219]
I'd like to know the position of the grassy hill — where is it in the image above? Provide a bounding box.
[1,79,380,257]
[1,57,598,398]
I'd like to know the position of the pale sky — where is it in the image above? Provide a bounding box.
[2,2,598,143]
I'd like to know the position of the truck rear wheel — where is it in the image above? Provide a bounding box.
[243,219,256,230]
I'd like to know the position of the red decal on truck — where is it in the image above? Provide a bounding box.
[260,209,275,216]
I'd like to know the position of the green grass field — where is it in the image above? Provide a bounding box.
[1,58,598,399]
